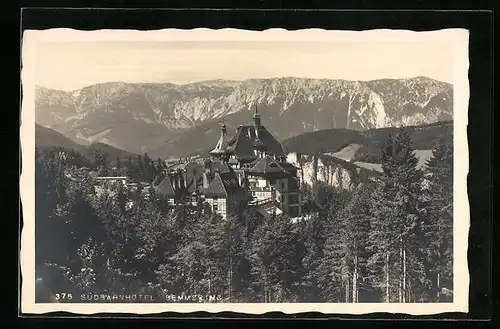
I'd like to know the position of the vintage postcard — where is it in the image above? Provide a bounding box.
[20,28,470,315]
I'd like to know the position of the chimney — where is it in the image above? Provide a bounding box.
[253,104,261,127]
[221,119,227,134]
[168,173,175,191]
[183,169,188,188]
[177,171,182,190]
[204,158,212,173]
[203,171,209,189]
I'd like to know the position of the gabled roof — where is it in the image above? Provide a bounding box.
[204,168,246,198]
[154,175,176,198]
[186,172,204,194]
[183,162,204,194]
[248,155,298,176]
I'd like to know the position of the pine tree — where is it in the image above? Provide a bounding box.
[134,199,176,284]
[135,154,143,181]
[316,205,345,302]
[300,211,328,301]
[115,157,122,175]
[35,149,68,268]
[423,139,453,300]
[367,129,428,302]
[126,157,135,178]
[317,183,374,303]
[247,214,304,302]
[143,153,153,182]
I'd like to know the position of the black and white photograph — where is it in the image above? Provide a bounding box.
[20,28,470,314]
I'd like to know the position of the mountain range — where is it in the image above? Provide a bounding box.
[35,76,453,158]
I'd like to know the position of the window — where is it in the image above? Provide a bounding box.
[281,181,285,190]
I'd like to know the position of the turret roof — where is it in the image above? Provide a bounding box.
[210,121,231,156]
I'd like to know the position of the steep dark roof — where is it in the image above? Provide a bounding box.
[186,173,204,194]
[254,126,285,156]
[253,137,267,151]
[204,169,246,198]
[160,161,204,196]
[204,174,225,198]
[225,125,284,160]
[183,162,204,194]
[210,160,233,174]
[155,175,176,198]
[248,155,298,176]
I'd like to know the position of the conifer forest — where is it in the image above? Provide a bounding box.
[33,129,453,303]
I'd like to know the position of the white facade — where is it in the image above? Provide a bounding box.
[205,197,228,219]
[248,176,273,202]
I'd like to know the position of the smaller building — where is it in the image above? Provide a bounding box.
[154,160,205,204]
[153,174,177,205]
[93,176,128,187]
[246,155,302,217]
[202,160,248,219]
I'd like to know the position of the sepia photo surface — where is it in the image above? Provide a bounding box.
[20,28,470,315]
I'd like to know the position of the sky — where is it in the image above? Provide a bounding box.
[35,39,455,91]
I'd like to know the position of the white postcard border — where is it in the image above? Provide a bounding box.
[20,27,470,315]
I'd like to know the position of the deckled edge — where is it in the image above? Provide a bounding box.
[20,27,470,315]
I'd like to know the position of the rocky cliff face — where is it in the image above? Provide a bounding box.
[286,152,380,191]
[35,76,453,155]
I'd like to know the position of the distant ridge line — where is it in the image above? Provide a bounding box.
[35,76,452,92]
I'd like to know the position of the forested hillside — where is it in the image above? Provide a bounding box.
[282,120,452,163]
[35,124,137,161]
